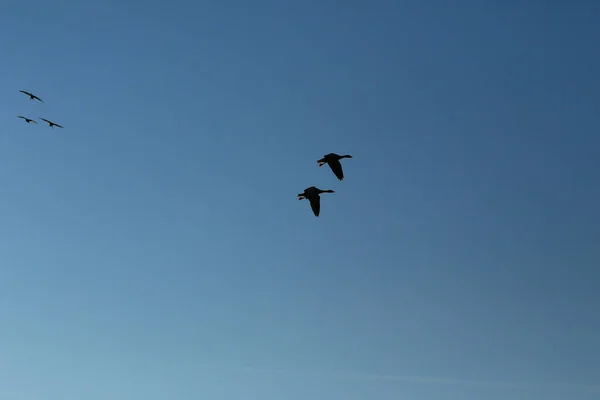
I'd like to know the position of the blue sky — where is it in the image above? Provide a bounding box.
[1,0,599,399]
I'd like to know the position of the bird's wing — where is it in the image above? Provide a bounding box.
[32,120,38,123]
[33,95,43,102]
[55,123,64,128]
[40,118,50,123]
[328,160,344,181]
[19,90,31,95]
[17,116,25,119]
[308,195,320,217]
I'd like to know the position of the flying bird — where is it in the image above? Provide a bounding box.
[39,118,63,128]
[317,153,353,181]
[18,116,37,124]
[297,186,335,217]
[19,90,44,103]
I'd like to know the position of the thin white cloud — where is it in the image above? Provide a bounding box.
[187,362,600,393]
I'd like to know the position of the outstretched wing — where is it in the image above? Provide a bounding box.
[19,90,31,96]
[328,160,344,181]
[33,95,43,102]
[18,116,26,119]
[308,195,321,217]
[40,118,61,127]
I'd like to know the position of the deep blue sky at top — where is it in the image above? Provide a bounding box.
[1,0,599,399]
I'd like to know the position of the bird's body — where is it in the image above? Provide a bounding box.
[297,186,335,217]
[318,153,353,181]
[18,116,37,124]
[39,118,63,128]
[19,90,43,103]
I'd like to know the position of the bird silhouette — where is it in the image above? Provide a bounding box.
[317,153,353,181]
[19,90,44,103]
[297,186,335,217]
[18,116,37,124]
[39,118,63,128]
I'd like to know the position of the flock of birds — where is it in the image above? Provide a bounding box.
[16,89,351,217]
[298,153,353,217]
[16,90,64,129]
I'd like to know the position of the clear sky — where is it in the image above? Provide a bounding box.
[1,1,599,399]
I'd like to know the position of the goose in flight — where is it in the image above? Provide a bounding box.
[318,153,353,181]
[19,90,44,103]
[297,186,335,217]
[39,118,63,128]
[18,116,37,124]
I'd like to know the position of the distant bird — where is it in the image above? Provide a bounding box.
[317,153,353,181]
[19,90,44,103]
[39,118,63,128]
[18,116,37,124]
[297,186,335,217]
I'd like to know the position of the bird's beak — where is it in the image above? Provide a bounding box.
[318,162,324,167]
[298,196,304,200]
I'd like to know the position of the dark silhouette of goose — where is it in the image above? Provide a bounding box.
[19,90,44,103]
[317,153,353,181]
[18,116,37,124]
[297,186,335,217]
[39,118,63,128]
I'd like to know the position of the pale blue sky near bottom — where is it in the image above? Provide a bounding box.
[1,1,599,399]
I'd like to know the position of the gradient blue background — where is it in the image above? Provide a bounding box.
[2,1,599,399]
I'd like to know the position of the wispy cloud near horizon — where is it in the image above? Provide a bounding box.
[185,362,600,394]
